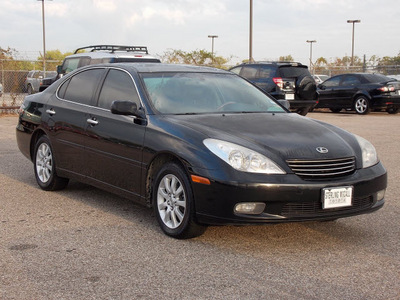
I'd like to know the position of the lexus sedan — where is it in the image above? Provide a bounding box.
[317,73,400,114]
[16,63,387,238]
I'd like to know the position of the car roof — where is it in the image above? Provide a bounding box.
[80,63,232,74]
[231,61,307,69]
[64,52,157,59]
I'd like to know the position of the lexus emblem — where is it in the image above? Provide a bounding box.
[316,147,329,154]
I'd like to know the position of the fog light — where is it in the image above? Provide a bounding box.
[234,202,265,215]
[377,189,386,201]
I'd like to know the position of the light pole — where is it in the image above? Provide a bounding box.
[249,0,253,62]
[208,35,218,64]
[38,0,51,73]
[347,19,361,66]
[306,40,316,74]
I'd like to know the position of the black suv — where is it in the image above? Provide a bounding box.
[230,62,318,115]
[40,45,161,91]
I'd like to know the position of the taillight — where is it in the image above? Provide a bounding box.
[273,77,283,89]
[377,85,395,92]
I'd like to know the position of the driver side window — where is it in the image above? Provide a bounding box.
[323,76,341,87]
[97,69,140,110]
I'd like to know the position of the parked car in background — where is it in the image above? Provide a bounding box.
[40,45,161,91]
[313,74,330,84]
[229,61,318,116]
[388,74,400,81]
[0,83,3,97]
[317,73,400,114]
[16,63,387,239]
[24,70,57,94]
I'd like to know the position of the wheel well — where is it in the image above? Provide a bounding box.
[145,153,187,208]
[353,93,371,103]
[30,130,46,160]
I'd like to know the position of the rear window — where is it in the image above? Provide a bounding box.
[278,66,310,78]
[363,74,392,83]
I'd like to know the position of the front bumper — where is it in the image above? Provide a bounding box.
[192,162,387,225]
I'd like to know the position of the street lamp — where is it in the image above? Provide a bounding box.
[208,35,218,64]
[249,0,253,62]
[306,40,316,74]
[38,0,51,73]
[347,19,361,66]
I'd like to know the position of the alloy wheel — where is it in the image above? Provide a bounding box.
[354,97,369,114]
[157,174,187,229]
[35,142,53,183]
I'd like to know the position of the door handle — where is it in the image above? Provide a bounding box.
[87,118,99,126]
[46,109,56,116]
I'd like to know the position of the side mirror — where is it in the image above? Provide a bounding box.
[111,100,145,119]
[56,65,62,74]
[277,99,290,110]
[318,84,326,90]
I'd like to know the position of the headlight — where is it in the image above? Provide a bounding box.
[354,135,378,168]
[203,139,285,174]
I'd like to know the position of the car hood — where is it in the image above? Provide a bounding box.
[168,113,359,161]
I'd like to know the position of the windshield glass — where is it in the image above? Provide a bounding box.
[141,72,285,114]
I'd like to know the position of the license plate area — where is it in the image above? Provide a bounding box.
[322,186,353,209]
[285,93,295,100]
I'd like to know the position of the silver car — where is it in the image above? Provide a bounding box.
[24,70,57,94]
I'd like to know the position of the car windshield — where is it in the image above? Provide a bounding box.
[141,72,285,114]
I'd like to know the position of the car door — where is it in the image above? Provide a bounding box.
[337,75,362,108]
[317,75,343,108]
[84,68,146,202]
[47,68,105,177]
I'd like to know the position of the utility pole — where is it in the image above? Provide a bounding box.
[347,20,361,66]
[208,35,218,64]
[249,0,254,62]
[38,0,52,73]
[306,40,316,74]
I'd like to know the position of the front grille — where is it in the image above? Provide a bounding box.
[281,196,373,218]
[287,157,356,180]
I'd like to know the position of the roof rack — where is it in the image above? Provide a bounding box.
[74,45,149,54]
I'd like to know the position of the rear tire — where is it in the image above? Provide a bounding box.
[354,96,370,115]
[34,136,69,191]
[153,162,206,239]
[296,107,309,116]
[330,108,342,113]
[387,107,399,114]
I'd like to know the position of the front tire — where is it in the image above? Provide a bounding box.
[153,162,206,239]
[354,96,370,115]
[34,136,69,191]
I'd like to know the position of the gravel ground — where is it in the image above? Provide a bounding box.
[0,112,399,300]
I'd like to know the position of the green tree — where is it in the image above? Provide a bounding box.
[278,55,294,62]
[36,49,73,71]
[160,49,230,69]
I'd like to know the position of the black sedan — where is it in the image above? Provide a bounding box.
[16,64,387,238]
[317,73,400,114]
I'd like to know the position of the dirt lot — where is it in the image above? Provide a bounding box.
[1,112,399,300]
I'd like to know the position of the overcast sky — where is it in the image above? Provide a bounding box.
[1,0,399,65]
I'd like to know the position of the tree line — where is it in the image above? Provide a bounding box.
[1,46,400,72]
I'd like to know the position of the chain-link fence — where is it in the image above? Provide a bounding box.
[0,70,28,114]
[1,59,400,115]
[0,59,59,114]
